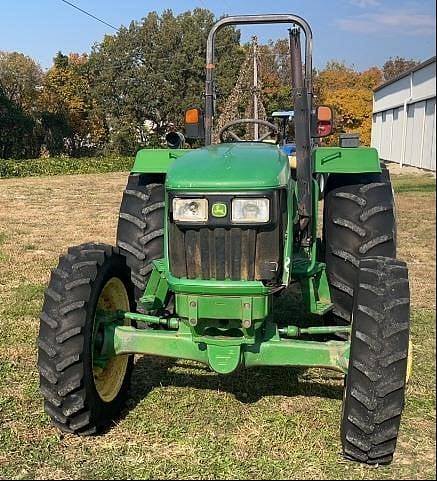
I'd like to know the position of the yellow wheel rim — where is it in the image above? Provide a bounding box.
[406,339,413,384]
[93,277,130,403]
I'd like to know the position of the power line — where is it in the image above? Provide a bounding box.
[57,0,119,31]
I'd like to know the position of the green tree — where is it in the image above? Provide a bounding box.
[0,85,36,159]
[89,8,244,153]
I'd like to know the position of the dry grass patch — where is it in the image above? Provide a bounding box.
[0,169,435,480]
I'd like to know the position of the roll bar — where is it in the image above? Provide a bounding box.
[204,14,313,145]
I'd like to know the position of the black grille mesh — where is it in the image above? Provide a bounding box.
[169,223,282,281]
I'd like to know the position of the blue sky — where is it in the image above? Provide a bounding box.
[0,0,435,70]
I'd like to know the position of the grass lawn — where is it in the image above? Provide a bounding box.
[0,169,435,479]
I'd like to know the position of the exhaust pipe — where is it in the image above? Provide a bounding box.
[166,131,185,149]
[289,27,312,242]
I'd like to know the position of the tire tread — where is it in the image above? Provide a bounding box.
[116,174,165,310]
[324,169,396,324]
[38,243,132,434]
[341,256,410,465]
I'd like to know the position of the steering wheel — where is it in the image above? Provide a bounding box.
[219,119,280,143]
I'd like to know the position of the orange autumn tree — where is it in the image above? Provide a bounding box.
[314,61,383,146]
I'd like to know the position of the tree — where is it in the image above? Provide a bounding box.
[38,52,98,155]
[88,8,244,153]
[0,85,36,159]
[0,51,43,112]
[314,61,383,146]
[383,56,421,82]
[259,39,293,115]
[314,61,358,95]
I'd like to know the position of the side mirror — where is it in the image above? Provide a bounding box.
[184,108,205,140]
[312,105,334,138]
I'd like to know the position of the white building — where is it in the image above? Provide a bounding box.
[372,56,436,171]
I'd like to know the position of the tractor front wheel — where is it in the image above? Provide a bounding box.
[37,243,135,434]
[341,256,410,464]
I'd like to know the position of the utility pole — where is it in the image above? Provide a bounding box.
[252,36,259,140]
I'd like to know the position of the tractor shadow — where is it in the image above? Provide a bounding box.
[126,355,344,412]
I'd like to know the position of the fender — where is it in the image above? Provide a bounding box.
[131,148,190,174]
[313,146,381,174]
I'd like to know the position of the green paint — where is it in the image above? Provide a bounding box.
[313,146,381,174]
[211,202,227,217]
[127,145,380,178]
[165,143,290,191]
[290,178,321,279]
[165,267,271,295]
[107,139,371,377]
[281,177,296,285]
[132,142,381,181]
[140,261,169,310]
[207,343,241,374]
[278,325,351,337]
[297,263,333,315]
[288,178,330,317]
[124,312,179,330]
[132,148,189,174]
[96,262,347,375]
[93,309,121,369]
[97,262,349,376]
[244,337,350,372]
[112,323,350,374]
[175,293,270,321]
[114,325,209,364]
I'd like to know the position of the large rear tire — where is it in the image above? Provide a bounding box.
[38,243,135,434]
[116,174,165,311]
[341,256,410,464]
[323,168,396,324]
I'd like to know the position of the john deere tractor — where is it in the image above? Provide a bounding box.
[38,14,411,465]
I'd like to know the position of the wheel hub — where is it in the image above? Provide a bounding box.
[93,277,130,402]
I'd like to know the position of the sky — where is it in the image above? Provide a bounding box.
[0,0,435,71]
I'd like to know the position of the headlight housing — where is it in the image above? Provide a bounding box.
[173,198,208,222]
[231,198,270,223]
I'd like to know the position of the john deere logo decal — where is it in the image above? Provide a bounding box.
[212,203,227,218]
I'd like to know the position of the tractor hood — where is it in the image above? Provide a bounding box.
[165,143,290,191]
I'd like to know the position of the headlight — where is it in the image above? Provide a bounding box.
[173,198,208,222]
[231,198,269,223]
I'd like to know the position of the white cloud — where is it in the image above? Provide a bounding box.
[338,10,436,36]
[350,0,381,7]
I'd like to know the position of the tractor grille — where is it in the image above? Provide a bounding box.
[168,192,286,282]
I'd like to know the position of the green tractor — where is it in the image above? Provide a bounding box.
[38,14,411,465]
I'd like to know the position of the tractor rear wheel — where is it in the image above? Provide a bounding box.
[116,174,165,311]
[323,167,396,324]
[38,243,135,434]
[341,256,410,464]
